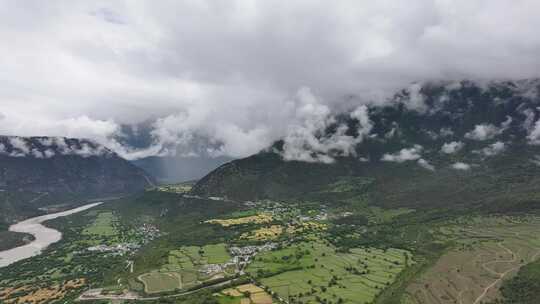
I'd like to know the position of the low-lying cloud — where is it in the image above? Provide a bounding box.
[0,136,113,158]
[441,141,464,154]
[451,162,471,171]
[381,145,423,163]
[464,124,502,141]
[477,141,506,157]
[280,88,373,163]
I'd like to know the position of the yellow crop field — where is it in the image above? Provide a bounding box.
[241,225,283,240]
[205,214,273,227]
[286,221,327,234]
[218,284,273,304]
[3,278,85,304]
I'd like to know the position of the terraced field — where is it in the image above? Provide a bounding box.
[247,239,413,304]
[405,216,540,304]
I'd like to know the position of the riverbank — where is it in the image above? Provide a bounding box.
[0,202,103,268]
[0,231,34,251]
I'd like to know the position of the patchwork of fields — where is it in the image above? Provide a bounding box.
[217,284,273,304]
[247,240,413,304]
[138,243,234,294]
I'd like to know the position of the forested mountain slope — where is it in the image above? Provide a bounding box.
[193,80,540,213]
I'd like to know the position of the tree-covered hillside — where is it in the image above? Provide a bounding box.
[193,80,540,213]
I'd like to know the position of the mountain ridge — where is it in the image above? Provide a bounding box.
[0,135,155,226]
[192,79,540,213]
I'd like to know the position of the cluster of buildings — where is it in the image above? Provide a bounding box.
[136,223,161,244]
[87,243,140,256]
[85,223,161,256]
[229,243,278,269]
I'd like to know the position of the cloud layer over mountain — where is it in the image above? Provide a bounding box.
[1,1,540,159]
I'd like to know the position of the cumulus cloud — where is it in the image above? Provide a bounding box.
[441,141,464,154]
[381,145,423,163]
[451,162,471,170]
[1,1,540,159]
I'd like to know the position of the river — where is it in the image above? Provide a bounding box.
[0,202,103,268]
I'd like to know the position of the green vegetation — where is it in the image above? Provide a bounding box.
[322,177,375,193]
[82,211,118,236]
[140,243,232,293]
[139,272,182,294]
[203,244,231,264]
[247,239,412,304]
[3,182,540,304]
[498,259,540,304]
[0,231,34,251]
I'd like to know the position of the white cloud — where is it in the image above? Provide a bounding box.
[479,141,506,156]
[281,88,373,163]
[8,137,30,154]
[417,158,435,171]
[522,108,536,131]
[381,145,423,163]
[464,124,501,141]
[402,83,428,113]
[440,127,454,137]
[451,162,471,170]
[44,149,55,158]
[527,119,540,145]
[0,1,539,159]
[0,136,115,159]
[441,141,464,154]
[501,116,513,129]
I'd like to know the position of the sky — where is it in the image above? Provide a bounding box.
[1,0,539,160]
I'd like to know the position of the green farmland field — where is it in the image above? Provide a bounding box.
[138,272,182,294]
[247,239,412,304]
[82,212,118,236]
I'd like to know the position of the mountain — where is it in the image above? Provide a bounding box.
[0,136,155,226]
[192,80,540,213]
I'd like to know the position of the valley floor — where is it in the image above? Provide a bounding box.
[1,190,540,304]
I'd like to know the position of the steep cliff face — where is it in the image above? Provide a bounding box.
[192,80,540,212]
[0,136,154,224]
